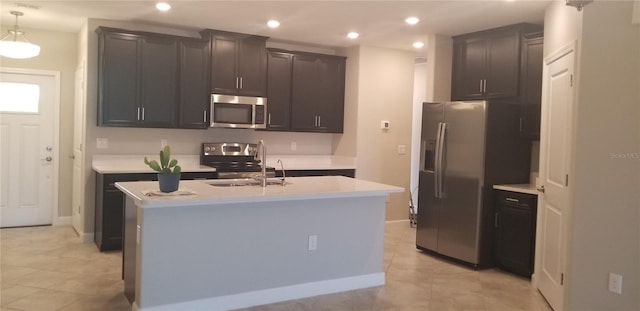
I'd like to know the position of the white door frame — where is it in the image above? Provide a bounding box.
[1,67,61,226]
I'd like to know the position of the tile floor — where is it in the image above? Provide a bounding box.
[0,222,552,311]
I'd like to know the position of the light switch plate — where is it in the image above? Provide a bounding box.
[381,120,390,130]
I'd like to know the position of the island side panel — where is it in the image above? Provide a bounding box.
[123,196,137,304]
[136,195,386,310]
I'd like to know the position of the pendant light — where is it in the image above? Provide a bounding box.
[0,11,40,59]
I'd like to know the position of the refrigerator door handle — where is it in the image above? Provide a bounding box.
[437,122,447,198]
[434,122,444,199]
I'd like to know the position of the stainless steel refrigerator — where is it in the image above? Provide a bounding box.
[416,100,531,268]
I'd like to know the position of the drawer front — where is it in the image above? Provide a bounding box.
[495,190,536,209]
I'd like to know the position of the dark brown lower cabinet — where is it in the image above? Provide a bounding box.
[95,172,216,252]
[275,169,355,178]
[494,190,537,277]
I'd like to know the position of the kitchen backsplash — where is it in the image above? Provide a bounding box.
[90,126,334,155]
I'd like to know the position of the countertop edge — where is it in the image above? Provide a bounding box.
[116,177,404,209]
[493,184,538,195]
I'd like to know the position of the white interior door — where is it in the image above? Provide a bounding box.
[536,44,575,311]
[0,70,57,227]
[72,63,85,234]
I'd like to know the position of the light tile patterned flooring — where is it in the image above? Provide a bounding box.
[0,222,552,311]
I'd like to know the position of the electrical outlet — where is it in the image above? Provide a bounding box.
[161,139,168,148]
[96,138,108,149]
[608,273,623,294]
[308,235,317,251]
[291,141,297,151]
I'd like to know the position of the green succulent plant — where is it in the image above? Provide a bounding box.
[144,145,181,175]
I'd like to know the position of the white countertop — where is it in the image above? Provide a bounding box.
[92,155,216,174]
[93,154,355,174]
[115,176,403,208]
[493,183,538,195]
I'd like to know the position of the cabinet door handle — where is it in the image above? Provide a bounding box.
[318,116,321,127]
[479,80,483,93]
[505,198,520,203]
[494,213,499,228]
[314,115,317,127]
[240,77,243,89]
[142,107,145,121]
[137,107,140,121]
[484,79,487,93]
[268,113,271,125]
[519,117,524,132]
[236,77,239,89]
[203,110,207,123]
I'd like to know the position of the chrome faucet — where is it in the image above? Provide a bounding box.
[277,159,286,184]
[257,140,267,187]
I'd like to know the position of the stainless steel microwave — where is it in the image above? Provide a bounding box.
[210,94,267,129]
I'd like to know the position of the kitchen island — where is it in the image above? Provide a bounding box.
[116,176,403,311]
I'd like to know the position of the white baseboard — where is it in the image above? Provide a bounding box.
[78,232,94,243]
[52,216,71,226]
[139,273,385,311]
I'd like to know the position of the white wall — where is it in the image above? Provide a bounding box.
[425,34,453,102]
[337,45,414,221]
[0,27,78,220]
[568,1,640,309]
[544,1,640,310]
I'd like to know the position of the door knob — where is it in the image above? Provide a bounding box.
[42,156,52,162]
[536,185,545,193]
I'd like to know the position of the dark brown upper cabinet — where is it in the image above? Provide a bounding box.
[290,52,346,133]
[97,30,141,127]
[264,49,346,133]
[202,30,268,97]
[97,27,210,129]
[266,49,292,130]
[519,32,543,140]
[451,23,542,101]
[178,39,211,129]
[139,36,179,128]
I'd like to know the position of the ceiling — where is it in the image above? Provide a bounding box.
[0,0,550,56]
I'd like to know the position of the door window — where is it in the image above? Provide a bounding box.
[0,82,40,113]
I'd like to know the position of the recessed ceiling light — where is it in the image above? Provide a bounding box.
[405,17,420,25]
[413,42,425,49]
[347,32,359,39]
[267,20,280,28]
[156,2,171,11]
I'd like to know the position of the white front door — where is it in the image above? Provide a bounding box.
[0,69,57,227]
[536,44,576,311]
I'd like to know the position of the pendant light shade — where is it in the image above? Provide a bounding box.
[0,11,40,59]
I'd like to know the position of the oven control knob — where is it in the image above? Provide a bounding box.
[204,147,210,152]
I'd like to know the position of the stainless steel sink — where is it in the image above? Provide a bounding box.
[206,178,288,187]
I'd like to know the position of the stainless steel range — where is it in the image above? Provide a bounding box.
[200,142,275,179]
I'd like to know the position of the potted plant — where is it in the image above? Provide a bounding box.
[144,146,182,193]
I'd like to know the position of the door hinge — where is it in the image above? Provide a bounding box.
[561,273,564,285]
[565,174,569,186]
[570,74,573,87]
